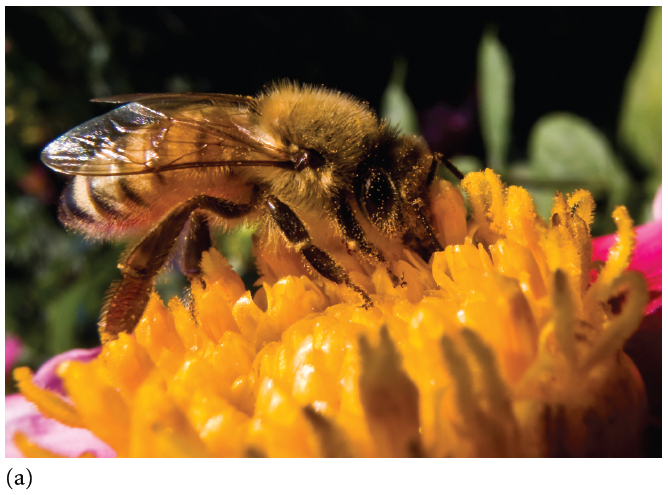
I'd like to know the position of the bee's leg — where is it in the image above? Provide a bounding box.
[183,211,212,280]
[100,207,195,342]
[100,196,251,342]
[399,205,444,264]
[334,196,404,287]
[265,195,372,307]
[415,206,444,261]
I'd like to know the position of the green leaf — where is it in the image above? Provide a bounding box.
[528,113,627,186]
[511,113,630,227]
[380,58,419,135]
[45,281,94,355]
[217,225,257,277]
[618,6,662,174]
[478,29,514,173]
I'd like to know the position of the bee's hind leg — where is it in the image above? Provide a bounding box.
[265,195,372,307]
[100,196,251,343]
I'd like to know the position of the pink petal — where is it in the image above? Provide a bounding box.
[32,347,101,396]
[592,220,662,314]
[5,394,116,458]
[5,335,23,376]
[5,347,114,458]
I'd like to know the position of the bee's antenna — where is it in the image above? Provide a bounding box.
[434,153,465,181]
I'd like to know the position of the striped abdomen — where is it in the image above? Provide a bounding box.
[59,168,254,239]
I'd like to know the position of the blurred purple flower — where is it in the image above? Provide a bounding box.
[5,335,22,376]
[419,96,476,156]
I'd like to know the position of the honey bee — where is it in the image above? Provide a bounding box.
[42,81,462,342]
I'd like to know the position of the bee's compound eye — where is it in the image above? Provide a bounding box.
[360,168,398,224]
[294,149,326,171]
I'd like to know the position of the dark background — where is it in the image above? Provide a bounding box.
[7,8,649,158]
[5,6,651,366]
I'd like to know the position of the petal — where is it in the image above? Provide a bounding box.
[5,394,115,458]
[593,220,662,313]
[653,185,661,220]
[32,347,101,396]
[631,220,662,288]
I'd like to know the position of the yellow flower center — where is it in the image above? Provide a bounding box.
[14,170,648,457]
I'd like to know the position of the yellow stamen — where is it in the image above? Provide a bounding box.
[592,205,636,290]
[15,172,649,457]
[358,326,420,457]
[13,367,83,428]
[581,271,648,372]
[58,360,131,456]
[13,432,66,458]
[552,269,577,365]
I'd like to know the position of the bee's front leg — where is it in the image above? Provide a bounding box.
[409,203,444,263]
[100,196,251,342]
[334,196,404,288]
[265,195,372,307]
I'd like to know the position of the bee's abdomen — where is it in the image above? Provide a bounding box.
[58,169,254,239]
[59,175,156,238]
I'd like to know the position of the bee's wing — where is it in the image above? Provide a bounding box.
[91,93,255,105]
[42,94,292,176]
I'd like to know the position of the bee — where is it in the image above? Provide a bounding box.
[42,81,462,343]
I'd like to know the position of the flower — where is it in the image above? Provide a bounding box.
[592,186,661,315]
[593,185,662,456]
[6,349,115,458]
[9,170,654,457]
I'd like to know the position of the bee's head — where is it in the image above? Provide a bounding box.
[354,131,439,260]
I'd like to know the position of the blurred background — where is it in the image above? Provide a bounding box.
[5,7,660,382]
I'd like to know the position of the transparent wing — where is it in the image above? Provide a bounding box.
[90,92,255,105]
[42,94,291,176]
